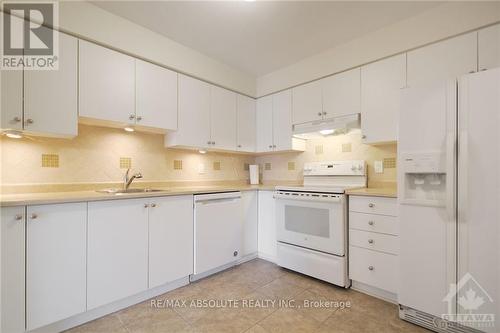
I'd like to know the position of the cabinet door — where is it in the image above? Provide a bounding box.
[88,199,148,309]
[1,207,25,333]
[210,85,237,150]
[407,32,477,87]
[26,203,86,330]
[79,40,135,124]
[256,95,274,152]
[292,80,322,124]
[236,94,256,152]
[169,74,211,148]
[478,24,500,71]
[257,191,277,260]
[149,196,193,289]
[24,31,78,137]
[136,60,177,131]
[322,68,361,118]
[241,191,258,257]
[361,54,406,144]
[272,89,293,151]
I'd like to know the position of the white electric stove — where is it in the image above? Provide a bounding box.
[274,160,366,287]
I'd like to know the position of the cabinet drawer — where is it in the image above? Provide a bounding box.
[349,246,398,294]
[349,229,398,255]
[349,212,398,235]
[349,196,397,216]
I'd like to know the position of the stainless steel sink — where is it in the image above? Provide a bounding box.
[96,188,166,195]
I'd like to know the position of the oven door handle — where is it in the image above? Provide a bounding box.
[273,193,343,203]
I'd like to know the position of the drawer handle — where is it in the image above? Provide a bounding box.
[368,266,374,271]
[151,203,157,208]
[144,204,150,208]
[368,239,374,244]
[368,203,374,208]
[368,221,374,226]
[30,213,38,219]
[14,214,23,221]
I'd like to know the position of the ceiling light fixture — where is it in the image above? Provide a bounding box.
[198,149,207,154]
[319,129,335,136]
[3,130,23,139]
[124,126,135,132]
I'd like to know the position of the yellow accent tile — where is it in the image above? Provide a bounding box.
[342,143,352,152]
[265,163,272,171]
[383,157,396,169]
[288,162,295,171]
[119,157,131,169]
[41,154,59,168]
[213,161,221,171]
[315,145,323,154]
[173,160,183,170]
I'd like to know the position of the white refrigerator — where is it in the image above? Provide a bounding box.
[398,68,500,333]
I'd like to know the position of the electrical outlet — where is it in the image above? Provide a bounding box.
[374,160,384,173]
[198,163,205,174]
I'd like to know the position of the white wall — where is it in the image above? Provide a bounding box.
[58,1,256,97]
[256,2,500,97]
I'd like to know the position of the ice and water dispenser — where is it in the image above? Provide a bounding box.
[399,152,447,206]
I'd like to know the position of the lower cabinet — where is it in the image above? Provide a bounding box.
[87,198,149,310]
[258,190,277,260]
[1,206,25,333]
[149,196,193,289]
[241,191,258,258]
[26,203,87,330]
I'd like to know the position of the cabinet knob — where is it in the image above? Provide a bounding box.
[14,214,23,221]
[480,68,487,72]
[368,203,374,208]
[269,145,273,148]
[151,203,157,208]
[129,114,136,120]
[212,141,215,145]
[362,135,366,139]
[368,239,374,244]
[207,141,211,145]
[469,70,476,74]
[30,213,38,219]
[136,116,142,121]
[317,112,322,116]
[368,221,374,226]
[368,266,374,271]
[13,116,21,122]
[272,145,276,148]
[237,145,242,148]
[233,251,238,257]
[144,203,149,208]
[322,111,327,116]
[25,118,34,125]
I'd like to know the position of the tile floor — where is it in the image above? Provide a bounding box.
[66,259,429,333]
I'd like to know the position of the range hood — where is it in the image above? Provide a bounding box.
[293,114,360,139]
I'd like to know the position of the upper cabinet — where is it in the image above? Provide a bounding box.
[166,74,210,149]
[0,26,78,138]
[236,95,256,152]
[79,40,136,125]
[322,68,361,118]
[210,85,237,151]
[256,90,305,153]
[407,32,477,87]
[478,24,500,71]
[135,60,178,131]
[292,80,323,124]
[361,54,406,144]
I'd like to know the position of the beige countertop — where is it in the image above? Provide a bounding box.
[0,183,282,207]
[346,187,397,198]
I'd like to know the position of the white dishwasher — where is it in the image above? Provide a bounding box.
[193,191,243,280]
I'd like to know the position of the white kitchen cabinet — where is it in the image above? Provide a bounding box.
[256,90,305,153]
[236,95,256,152]
[258,191,277,261]
[292,80,323,125]
[24,30,78,137]
[361,54,406,144]
[87,199,148,309]
[135,59,178,131]
[322,68,361,118]
[1,206,25,333]
[0,69,23,131]
[407,32,477,87]
[148,196,193,289]
[241,191,258,258]
[26,203,87,330]
[210,85,237,150]
[478,24,500,71]
[165,74,211,149]
[256,95,274,152]
[79,40,135,124]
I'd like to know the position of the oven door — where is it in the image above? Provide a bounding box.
[275,191,346,256]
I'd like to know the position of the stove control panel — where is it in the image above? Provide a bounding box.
[303,160,366,176]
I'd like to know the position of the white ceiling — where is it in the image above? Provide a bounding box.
[92,1,442,77]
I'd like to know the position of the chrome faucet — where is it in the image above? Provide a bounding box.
[123,168,143,190]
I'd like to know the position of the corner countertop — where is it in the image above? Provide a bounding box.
[0,183,286,207]
[345,187,397,198]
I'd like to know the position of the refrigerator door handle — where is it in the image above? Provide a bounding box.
[446,132,456,221]
[457,130,468,222]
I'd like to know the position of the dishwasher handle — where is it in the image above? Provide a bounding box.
[196,197,241,205]
[194,191,241,204]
